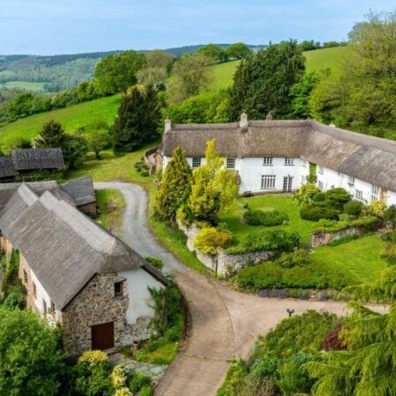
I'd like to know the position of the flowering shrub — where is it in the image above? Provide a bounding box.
[111,364,129,388]
[78,350,108,364]
[114,387,133,396]
[367,200,387,218]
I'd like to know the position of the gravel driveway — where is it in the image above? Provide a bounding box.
[94,182,385,396]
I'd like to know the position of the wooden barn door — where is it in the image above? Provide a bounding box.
[91,322,114,350]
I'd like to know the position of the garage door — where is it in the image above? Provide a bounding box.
[91,322,114,350]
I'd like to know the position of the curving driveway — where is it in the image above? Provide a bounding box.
[94,182,385,396]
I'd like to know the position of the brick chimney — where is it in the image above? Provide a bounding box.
[164,118,172,133]
[240,112,248,131]
[265,113,273,121]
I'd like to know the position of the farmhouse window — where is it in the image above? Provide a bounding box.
[318,181,324,190]
[301,176,306,185]
[33,282,37,299]
[23,269,28,283]
[302,160,307,167]
[114,281,124,297]
[318,166,324,174]
[348,176,355,186]
[226,158,236,169]
[50,301,55,311]
[43,299,47,315]
[355,190,363,201]
[263,157,273,166]
[371,185,379,201]
[261,175,276,190]
[192,157,201,168]
[284,157,294,166]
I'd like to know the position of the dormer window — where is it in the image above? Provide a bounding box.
[284,158,294,166]
[114,281,124,297]
[263,157,273,166]
[226,158,236,169]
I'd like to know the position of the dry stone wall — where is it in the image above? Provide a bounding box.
[177,220,273,277]
[311,227,364,247]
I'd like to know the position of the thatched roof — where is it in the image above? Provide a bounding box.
[61,176,96,206]
[0,156,18,178]
[162,119,396,192]
[10,148,64,171]
[0,186,167,310]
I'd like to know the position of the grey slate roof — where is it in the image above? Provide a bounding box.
[0,186,167,310]
[61,176,96,206]
[0,156,18,178]
[0,180,76,211]
[162,119,396,193]
[10,148,64,171]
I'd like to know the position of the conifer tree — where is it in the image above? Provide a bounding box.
[188,140,238,225]
[155,147,192,222]
[112,85,161,153]
[33,120,65,148]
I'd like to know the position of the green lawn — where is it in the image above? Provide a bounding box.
[304,46,351,74]
[311,234,388,284]
[0,94,121,152]
[220,194,317,245]
[0,81,46,92]
[209,60,240,90]
[96,188,126,234]
[135,341,179,365]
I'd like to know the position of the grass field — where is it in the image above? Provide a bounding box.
[0,94,121,152]
[209,60,240,90]
[219,194,317,245]
[304,46,351,74]
[0,81,46,92]
[311,234,387,284]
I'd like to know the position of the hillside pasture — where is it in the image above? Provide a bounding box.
[0,81,46,92]
[0,94,121,151]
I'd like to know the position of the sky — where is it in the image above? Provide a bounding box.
[0,0,395,55]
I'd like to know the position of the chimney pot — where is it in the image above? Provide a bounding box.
[240,112,248,131]
[164,118,172,133]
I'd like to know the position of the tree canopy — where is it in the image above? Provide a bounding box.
[94,50,146,94]
[226,43,252,59]
[229,40,305,120]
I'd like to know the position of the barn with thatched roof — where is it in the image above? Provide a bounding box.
[0,184,167,356]
[0,148,64,182]
[160,114,396,206]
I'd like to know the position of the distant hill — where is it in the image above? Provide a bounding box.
[0,44,265,93]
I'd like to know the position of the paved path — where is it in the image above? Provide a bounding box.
[94,182,385,396]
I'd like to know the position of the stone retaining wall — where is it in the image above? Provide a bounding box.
[177,220,273,277]
[311,227,363,248]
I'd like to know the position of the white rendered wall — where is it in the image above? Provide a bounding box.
[120,268,164,325]
[30,269,62,322]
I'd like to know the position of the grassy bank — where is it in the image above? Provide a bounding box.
[96,188,126,234]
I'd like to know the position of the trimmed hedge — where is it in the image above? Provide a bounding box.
[314,216,379,233]
[193,227,232,255]
[300,203,339,221]
[243,209,289,226]
[226,229,300,255]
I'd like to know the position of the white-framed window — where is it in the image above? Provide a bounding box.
[348,176,355,186]
[284,157,294,166]
[263,157,273,166]
[302,160,307,168]
[318,166,324,175]
[371,185,379,201]
[301,175,306,185]
[192,157,201,168]
[261,175,276,190]
[318,181,323,190]
[226,158,236,169]
[355,189,363,201]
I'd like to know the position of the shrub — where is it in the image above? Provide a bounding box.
[111,364,129,388]
[145,256,164,270]
[138,385,153,396]
[78,350,108,363]
[248,355,278,381]
[314,219,349,233]
[324,188,351,209]
[367,200,387,218]
[243,209,289,226]
[300,203,339,221]
[129,372,151,393]
[3,291,25,309]
[322,325,347,351]
[115,388,133,396]
[381,243,396,264]
[385,205,396,228]
[344,200,364,216]
[294,183,320,205]
[277,249,311,268]
[194,227,232,255]
[350,216,379,231]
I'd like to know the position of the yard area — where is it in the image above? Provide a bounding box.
[219,194,317,245]
[311,234,388,284]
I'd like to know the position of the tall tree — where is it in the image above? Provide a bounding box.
[229,40,305,120]
[226,43,252,59]
[111,85,161,153]
[33,120,65,148]
[198,44,227,62]
[94,50,146,95]
[155,147,192,222]
[169,54,213,103]
[188,140,238,225]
